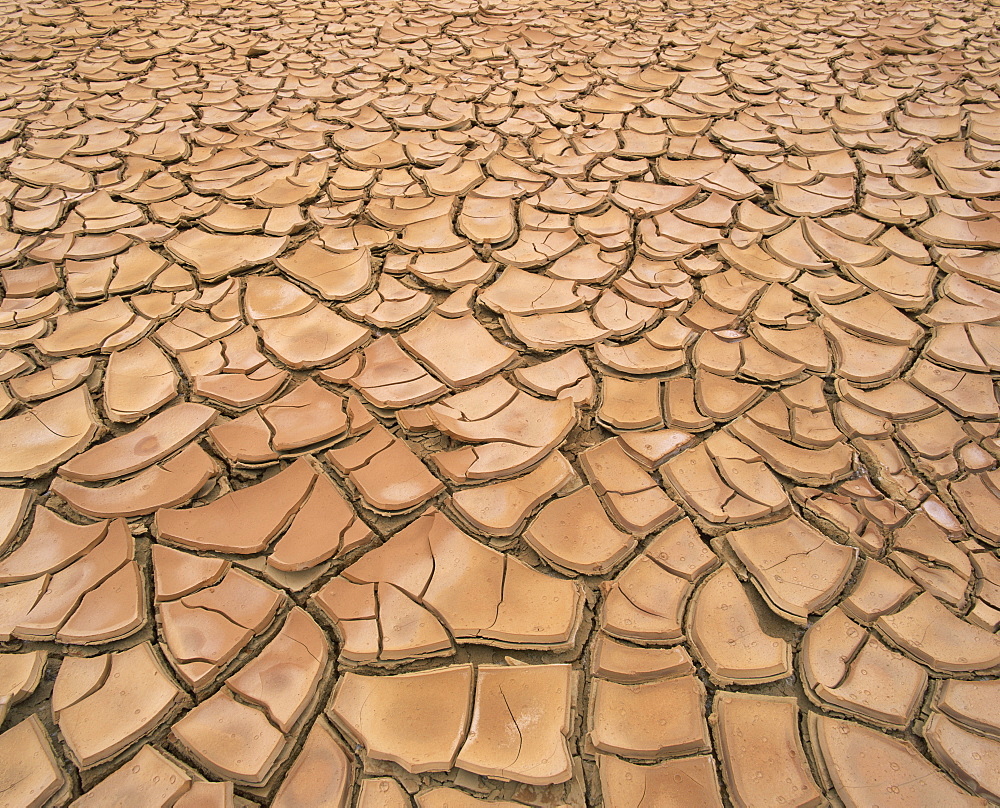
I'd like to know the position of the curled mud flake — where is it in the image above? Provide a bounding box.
[56,643,186,769]
[0,386,100,479]
[0,716,67,807]
[714,692,824,808]
[155,457,317,554]
[810,712,989,808]
[329,665,474,775]
[689,565,793,686]
[171,688,287,785]
[598,754,723,808]
[273,717,353,808]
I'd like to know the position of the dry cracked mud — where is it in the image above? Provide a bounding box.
[1,0,1000,805]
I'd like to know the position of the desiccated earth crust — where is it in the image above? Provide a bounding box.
[1,0,1000,805]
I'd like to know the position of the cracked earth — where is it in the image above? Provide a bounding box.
[2,0,1000,805]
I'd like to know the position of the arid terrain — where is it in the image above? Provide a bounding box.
[1,0,1000,805]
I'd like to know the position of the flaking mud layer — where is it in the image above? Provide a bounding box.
[2,0,1000,805]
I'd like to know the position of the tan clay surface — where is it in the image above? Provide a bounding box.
[1,0,1000,804]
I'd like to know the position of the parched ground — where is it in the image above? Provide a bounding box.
[2,0,1000,804]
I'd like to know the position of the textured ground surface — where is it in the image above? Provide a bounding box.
[2,0,1000,805]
